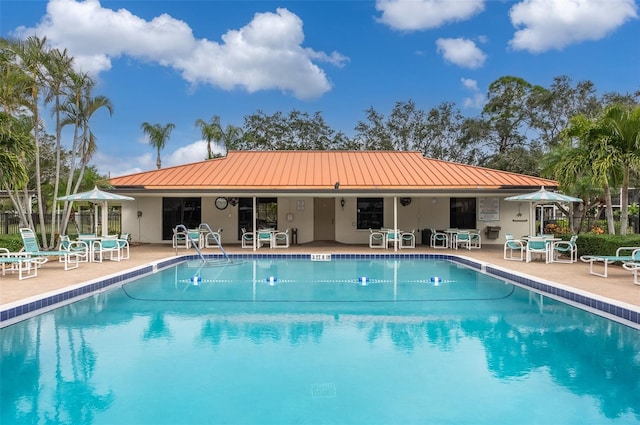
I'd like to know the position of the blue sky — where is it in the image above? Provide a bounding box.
[2,0,639,177]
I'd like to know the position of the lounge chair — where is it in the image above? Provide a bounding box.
[503,233,524,261]
[19,228,80,270]
[0,248,40,280]
[580,247,640,277]
[551,235,577,263]
[622,262,640,285]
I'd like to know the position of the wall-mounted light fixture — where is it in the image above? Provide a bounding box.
[340,198,345,210]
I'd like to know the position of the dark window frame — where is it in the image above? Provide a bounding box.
[356,197,384,230]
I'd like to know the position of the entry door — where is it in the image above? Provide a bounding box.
[313,198,335,241]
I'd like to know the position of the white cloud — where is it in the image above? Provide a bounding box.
[13,0,347,99]
[376,0,485,31]
[460,78,485,109]
[436,38,487,69]
[461,77,478,91]
[96,140,226,177]
[166,141,211,166]
[509,0,638,53]
[94,151,153,178]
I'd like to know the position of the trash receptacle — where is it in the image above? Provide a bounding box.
[422,228,432,245]
[291,228,298,245]
[485,226,501,240]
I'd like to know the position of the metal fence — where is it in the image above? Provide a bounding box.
[0,211,122,236]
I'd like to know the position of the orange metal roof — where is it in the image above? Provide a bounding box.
[108,151,556,192]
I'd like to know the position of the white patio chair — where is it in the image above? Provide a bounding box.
[59,235,89,263]
[504,233,524,261]
[400,229,415,249]
[453,231,471,250]
[273,229,290,248]
[172,227,190,249]
[430,228,448,249]
[241,228,254,248]
[369,229,385,249]
[526,237,550,263]
[93,235,122,262]
[552,235,577,263]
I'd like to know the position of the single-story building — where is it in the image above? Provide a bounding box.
[107,150,557,247]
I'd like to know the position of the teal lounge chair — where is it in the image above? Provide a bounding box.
[622,261,640,285]
[0,248,40,280]
[19,228,80,270]
[580,247,640,277]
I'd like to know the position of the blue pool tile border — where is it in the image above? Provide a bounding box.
[1,253,638,327]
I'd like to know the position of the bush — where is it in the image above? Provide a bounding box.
[576,234,640,257]
[0,234,24,252]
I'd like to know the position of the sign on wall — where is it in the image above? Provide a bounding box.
[479,197,500,221]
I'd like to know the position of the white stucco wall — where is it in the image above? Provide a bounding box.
[122,194,533,246]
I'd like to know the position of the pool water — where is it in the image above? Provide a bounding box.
[1,258,639,424]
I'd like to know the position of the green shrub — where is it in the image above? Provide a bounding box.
[0,234,24,252]
[576,234,640,257]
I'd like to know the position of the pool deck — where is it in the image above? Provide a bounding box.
[1,242,639,320]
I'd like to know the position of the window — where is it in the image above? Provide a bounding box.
[450,198,476,229]
[162,198,201,240]
[357,198,383,229]
[237,197,278,239]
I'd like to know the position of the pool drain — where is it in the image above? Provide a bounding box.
[311,383,336,398]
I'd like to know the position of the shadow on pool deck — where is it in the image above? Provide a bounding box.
[1,242,638,309]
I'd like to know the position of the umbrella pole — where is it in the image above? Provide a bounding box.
[102,201,108,236]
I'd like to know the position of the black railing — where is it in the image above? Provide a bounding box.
[0,211,122,236]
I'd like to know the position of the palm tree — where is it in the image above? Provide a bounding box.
[43,47,74,246]
[12,35,49,242]
[58,72,113,234]
[194,115,223,159]
[594,104,640,235]
[0,112,33,189]
[220,123,243,154]
[141,122,175,169]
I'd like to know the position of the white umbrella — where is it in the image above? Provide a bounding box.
[505,186,583,235]
[57,187,134,236]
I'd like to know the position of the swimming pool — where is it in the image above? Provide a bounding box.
[2,257,639,424]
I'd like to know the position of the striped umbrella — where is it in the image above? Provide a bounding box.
[505,186,583,235]
[57,187,134,236]
[504,186,583,203]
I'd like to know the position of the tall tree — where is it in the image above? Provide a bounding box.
[594,104,640,234]
[58,72,113,235]
[12,36,49,243]
[43,47,74,246]
[219,122,244,154]
[194,115,223,159]
[141,122,175,169]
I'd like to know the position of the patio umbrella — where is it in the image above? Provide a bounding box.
[57,187,134,236]
[505,186,583,235]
